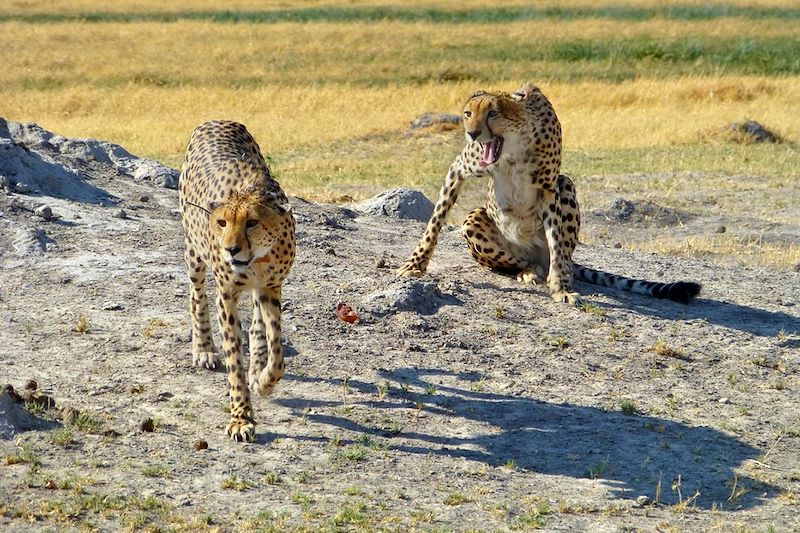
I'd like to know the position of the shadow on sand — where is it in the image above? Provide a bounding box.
[274,368,775,510]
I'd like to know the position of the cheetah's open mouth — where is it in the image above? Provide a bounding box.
[479,136,503,167]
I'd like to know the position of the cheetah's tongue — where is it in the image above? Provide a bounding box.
[479,137,500,167]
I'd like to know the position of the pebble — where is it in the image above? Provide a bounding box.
[714,225,726,234]
[139,194,150,203]
[102,301,124,311]
[25,379,37,391]
[613,242,622,249]
[61,407,78,425]
[113,209,127,219]
[14,182,31,194]
[34,205,54,220]
[194,439,209,451]
[376,258,387,268]
[634,495,652,507]
[139,418,155,432]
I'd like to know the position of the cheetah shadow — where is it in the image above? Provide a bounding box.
[274,369,777,510]
[573,280,800,338]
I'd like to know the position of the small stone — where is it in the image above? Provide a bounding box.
[0,175,9,190]
[14,182,31,194]
[613,242,622,249]
[45,479,57,490]
[156,391,174,402]
[113,209,127,219]
[34,205,54,220]
[793,263,800,273]
[102,301,124,311]
[25,379,37,391]
[325,247,336,256]
[3,384,22,403]
[138,194,150,203]
[714,225,726,234]
[61,407,78,425]
[718,397,731,404]
[376,258,387,268]
[194,439,208,451]
[634,495,652,507]
[139,418,155,432]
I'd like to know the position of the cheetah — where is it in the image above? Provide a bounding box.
[397,83,701,305]
[179,120,296,442]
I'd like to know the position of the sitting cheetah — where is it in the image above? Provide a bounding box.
[397,83,701,304]
[179,120,296,442]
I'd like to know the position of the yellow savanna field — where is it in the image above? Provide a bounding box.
[1,0,798,265]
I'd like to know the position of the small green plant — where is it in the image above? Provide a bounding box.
[400,382,411,393]
[443,492,472,506]
[588,460,610,479]
[263,472,281,485]
[579,302,606,316]
[23,400,47,416]
[513,500,550,529]
[50,428,74,447]
[424,383,436,395]
[220,474,253,491]
[332,502,369,526]
[620,398,637,415]
[494,305,505,319]
[73,314,90,334]
[338,444,369,462]
[344,485,363,496]
[72,412,102,433]
[295,471,311,484]
[376,380,389,400]
[290,492,315,510]
[504,459,518,470]
[142,464,169,478]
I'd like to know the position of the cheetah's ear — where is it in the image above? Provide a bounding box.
[468,90,486,100]
[273,202,292,214]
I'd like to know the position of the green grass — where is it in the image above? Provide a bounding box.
[4,5,800,25]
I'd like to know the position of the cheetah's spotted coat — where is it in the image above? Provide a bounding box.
[179,120,296,441]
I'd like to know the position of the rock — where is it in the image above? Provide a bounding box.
[13,182,31,194]
[723,120,781,144]
[34,205,54,220]
[608,198,636,221]
[0,175,10,190]
[138,194,150,203]
[194,439,208,451]
[361,279,459,316]
[61,406,78,426]
[634,495,652,507]
[376,258,387,269]
[24,380,37,391]
[101,301,124,311]
[113,209,127,219]
[714,225,727,234]
[353,188,434,222]
[409,112,460,129]
[139,418,155,432]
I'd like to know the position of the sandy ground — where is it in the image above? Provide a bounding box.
[0,122,798,532]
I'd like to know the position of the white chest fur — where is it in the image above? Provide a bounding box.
[490,164,544,249]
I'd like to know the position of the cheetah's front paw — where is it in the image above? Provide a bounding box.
[396,259,426,278]
[225,417,255,442]
[250,367,282,397]
[551,290,583,306]
[193,351,220,369]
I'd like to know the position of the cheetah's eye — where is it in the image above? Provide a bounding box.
[246,219,259,229]
[488,109,499,118]
[463,111,472,118]
[217,219,226,228]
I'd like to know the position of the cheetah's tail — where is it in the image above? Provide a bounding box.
[573,264,701,304]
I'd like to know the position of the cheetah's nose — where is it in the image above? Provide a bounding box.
[225,245,241,256]
[467,130,481,142]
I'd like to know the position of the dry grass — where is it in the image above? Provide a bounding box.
[1,0,798,267]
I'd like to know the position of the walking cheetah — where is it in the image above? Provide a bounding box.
[397,83,701,304]
[179,120,296,442]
